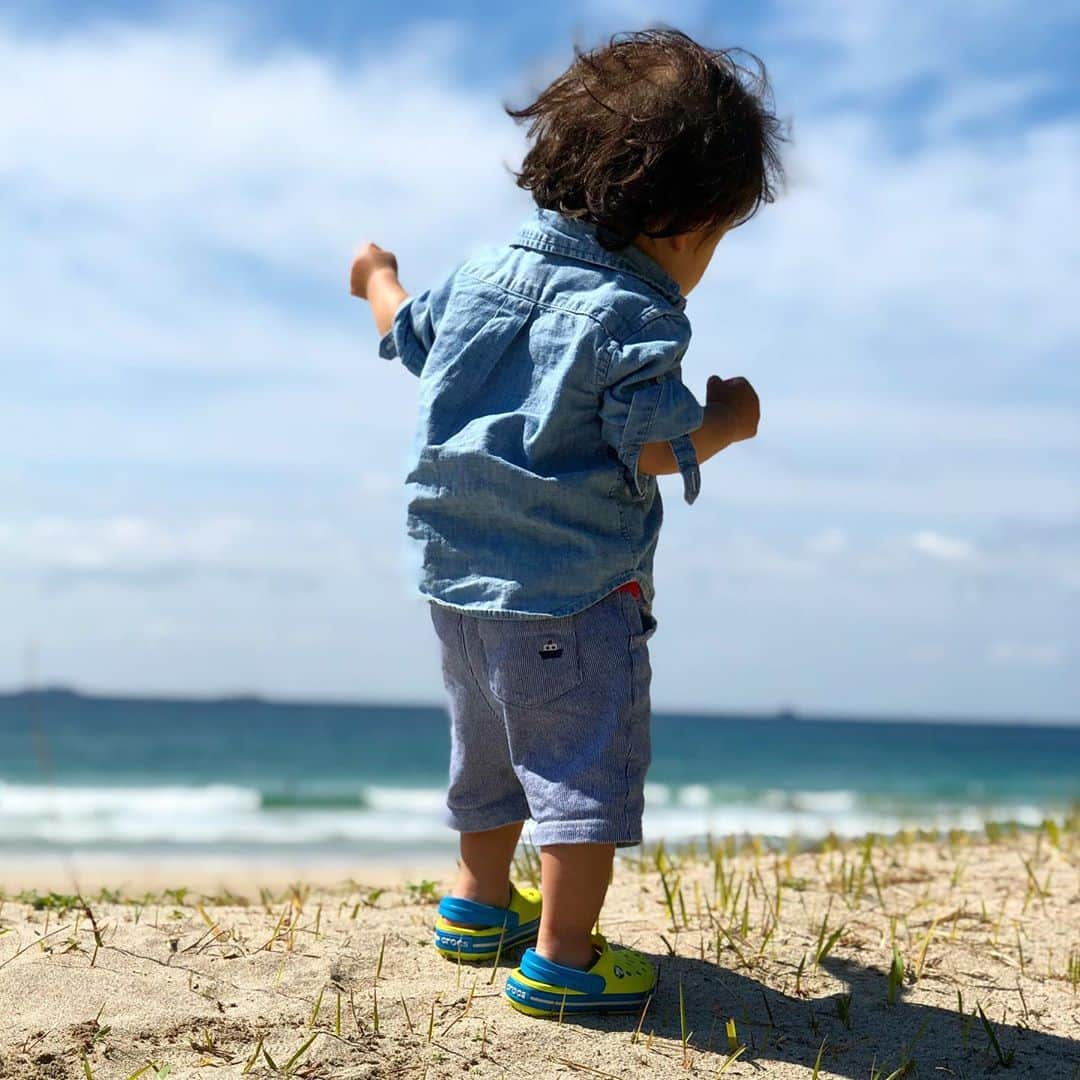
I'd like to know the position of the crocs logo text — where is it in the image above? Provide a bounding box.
[436,934,468,949]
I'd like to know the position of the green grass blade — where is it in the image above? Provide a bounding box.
[283,1033,318,1075]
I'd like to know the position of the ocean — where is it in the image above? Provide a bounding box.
[2,690,1078,863]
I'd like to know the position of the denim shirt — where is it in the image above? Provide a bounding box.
[379,207,704,618]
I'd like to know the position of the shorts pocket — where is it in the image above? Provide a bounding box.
[623,591,658,644]
[627,601,656,708]
[631,610,657,645]
[478,622,583,708]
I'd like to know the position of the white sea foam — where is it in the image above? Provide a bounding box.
[757,789,859,813]
[641,802,1051,843]
[790,790,860,814]
[0,781,1060,851]
[677,784,711,807]
[0,782,260,817]
[643,782,671,805]
[363,786,448,813]
[19,811,451,846]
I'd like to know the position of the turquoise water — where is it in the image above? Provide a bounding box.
[2,690,1078,859]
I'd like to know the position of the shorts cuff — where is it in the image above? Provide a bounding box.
[444,793,530,834]
[530,818,642,848]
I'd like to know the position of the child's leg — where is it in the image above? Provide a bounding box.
[536,842,614,969]
[474,590,656,970]
[442,821,524,927]
[429,602,532,928]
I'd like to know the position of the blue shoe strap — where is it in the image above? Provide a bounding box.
[437,895,520,929]
[520,947,605,995]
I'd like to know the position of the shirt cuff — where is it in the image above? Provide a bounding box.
[668,433,701,504]
[618,380,704,503]
[378,295,415,361]
[378,327,398,360]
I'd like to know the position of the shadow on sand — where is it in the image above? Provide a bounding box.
[561,950,1080,1077]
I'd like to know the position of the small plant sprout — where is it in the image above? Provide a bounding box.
[977,1003,1016,1067]
[678,981,692,1066]
[957,989,975,1043]
[511,839,541,888]
[1020,855,1050,913]
[488,921,510,985]
[889,1016,930,1076]
[914,915,941,981]
[813,903,844,970]
[655,845,681,930]
[308,987,324,1030]
[282,1033,319,1076]
[630,994,653,1045]
[406,880,439,904]
[887,944,905,1005]
[795,952,807,996]
[873,1064,915,1080]
[375,932,387,980]
[835,992,852,1029]
[725,1017,740,1056]
[242,1035,265,1074]
[717,1030,746,1077]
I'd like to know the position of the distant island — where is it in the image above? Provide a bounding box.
[0,685,267,706]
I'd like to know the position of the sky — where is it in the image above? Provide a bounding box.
[1,0,1078,719]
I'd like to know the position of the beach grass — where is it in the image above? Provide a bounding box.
[1,815,1079,1078]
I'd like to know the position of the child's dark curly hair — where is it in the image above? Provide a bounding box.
[506,29,785,251]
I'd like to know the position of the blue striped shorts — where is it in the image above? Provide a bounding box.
[430,588,657,847]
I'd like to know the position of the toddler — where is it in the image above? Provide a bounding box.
[350,28,783,1016]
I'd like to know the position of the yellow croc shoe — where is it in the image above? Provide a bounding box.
[504,934,656,1016]
[433,883,542,962]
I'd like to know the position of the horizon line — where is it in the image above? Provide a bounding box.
[1,684,1077,729]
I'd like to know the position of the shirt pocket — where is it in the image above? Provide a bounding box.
[478,621,583,709]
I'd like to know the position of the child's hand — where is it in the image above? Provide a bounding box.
[706,374,760,442]
[639,374,760,478]
[350,242,399,299]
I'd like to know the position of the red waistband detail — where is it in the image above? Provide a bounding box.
[615,580,643,599]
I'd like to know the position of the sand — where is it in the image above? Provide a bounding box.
[2,827,1079,1079]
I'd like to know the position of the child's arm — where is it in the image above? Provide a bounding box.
[638,375,759,476]
[350,242,408,336]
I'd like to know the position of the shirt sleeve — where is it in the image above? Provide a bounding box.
[378,288,437,377]
[599,315,705,505]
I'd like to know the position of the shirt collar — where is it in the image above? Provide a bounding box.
[510,207,686,310]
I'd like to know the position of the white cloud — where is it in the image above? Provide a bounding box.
[988,641,1067,668]
[910,530,977,564]
[770,0,1074,106]
[0,18,530,377]
[806,527,848,556]
[0,514,329,588]
[704,116,1080,383]
[0,19,520,263]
